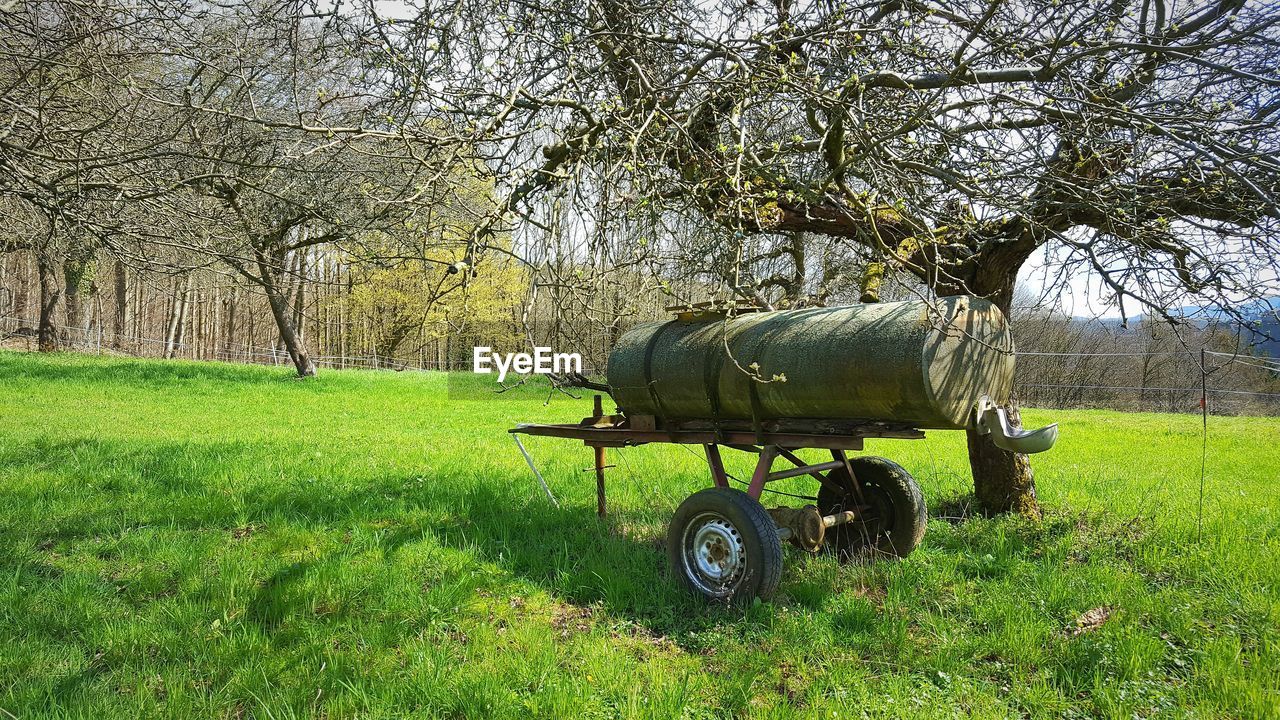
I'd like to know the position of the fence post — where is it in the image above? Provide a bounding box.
[1192,345,1203,538]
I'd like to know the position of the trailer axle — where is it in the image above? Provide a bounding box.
[769,505,862,552]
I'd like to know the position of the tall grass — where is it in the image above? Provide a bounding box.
[1,351,1276,718]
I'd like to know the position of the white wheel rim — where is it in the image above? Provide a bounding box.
[682,511,746,597]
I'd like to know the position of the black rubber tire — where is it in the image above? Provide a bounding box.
[667,487,784,603]
[817,456,927,559]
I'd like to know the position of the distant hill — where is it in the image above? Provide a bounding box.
[1181,297,1280,357]
[1070,296,1280,357]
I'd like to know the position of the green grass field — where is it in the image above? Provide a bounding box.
[1,351,1277,719]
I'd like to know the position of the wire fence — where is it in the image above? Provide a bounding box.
[3,314,1277,416]
[0,315,489,373]
[1014,348,1280,416]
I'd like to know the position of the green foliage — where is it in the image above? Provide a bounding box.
[62,256,97,294]
[343,249,528,360]
[0,352,1277,718]
[341,166,527,360]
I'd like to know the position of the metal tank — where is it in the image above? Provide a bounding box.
[607,296,1016,430]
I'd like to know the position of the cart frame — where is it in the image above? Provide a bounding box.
[510,396,929,552]
[512,423,925,511]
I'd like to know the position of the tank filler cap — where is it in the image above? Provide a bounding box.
[974,395,1059,454]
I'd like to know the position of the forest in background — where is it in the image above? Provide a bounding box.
[3,242,1277,417]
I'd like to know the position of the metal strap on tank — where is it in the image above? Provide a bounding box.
[748,377,766,445]
[728,314,766,444]
[703,321,726,443]
[641,322,673,427]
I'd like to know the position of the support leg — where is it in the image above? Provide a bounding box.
[747,445,777,500]
[832,449,866,505]
[591,395,607,518]
[594,445,607,518]
[705,444,728,488]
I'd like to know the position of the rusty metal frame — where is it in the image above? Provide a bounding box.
[510,422,873,450]
[511,403,924,517]
[704,444,729,489]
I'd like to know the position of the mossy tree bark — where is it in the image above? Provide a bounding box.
[36,254,61,352]
[63,258,90,344]
[955,263,1039,517]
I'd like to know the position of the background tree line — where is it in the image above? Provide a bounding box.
[5,248,1276,415]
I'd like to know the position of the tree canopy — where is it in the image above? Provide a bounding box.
[371,0,1278,318]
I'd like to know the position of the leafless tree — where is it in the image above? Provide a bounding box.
[4,0,1277,514]
[131,1,472,375]
[0,1,178,349]
[363,0,1280,514]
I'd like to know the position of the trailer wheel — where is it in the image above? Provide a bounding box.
[667,487,783,603]
[818,457,926,559]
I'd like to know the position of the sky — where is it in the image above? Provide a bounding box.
[1018,247,1280,320]
[1017,247,1124,319]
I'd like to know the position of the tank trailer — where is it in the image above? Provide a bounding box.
[511,296,1058,602]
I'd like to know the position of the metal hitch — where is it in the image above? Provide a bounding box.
[974,395,1059,454]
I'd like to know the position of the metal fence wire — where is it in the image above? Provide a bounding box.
[1014,349,1280,416]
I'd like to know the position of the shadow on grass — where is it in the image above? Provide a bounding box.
[2,434,1075,634]
[0,435,723,635]
[3,434,1087,640]
[431,485,712,625]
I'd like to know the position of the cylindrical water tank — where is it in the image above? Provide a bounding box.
[606,296,1016,430]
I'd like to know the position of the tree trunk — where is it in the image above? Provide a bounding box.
[113,259,129,348]
[93,289,103,354]
[254,245,316,377]
[292,249,306,344]
[224,286,238,358]
[132,274,143,354]
[0,255,9,317]
[959,273,1040,517]
[210,287,221,361]
[36,254,61,352]
[63,259,88,346]
[266,286,316,376]
[172,278,193,357]
[12,253,30,320]
[164,274,193,358]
